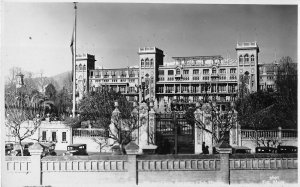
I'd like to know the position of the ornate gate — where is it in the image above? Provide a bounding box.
[156,112,194,154]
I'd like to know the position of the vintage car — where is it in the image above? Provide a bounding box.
[11,142,34,156]
[5,143,14,156]
[40,142,57,157]
[63,144,88,156]
[255,147,277,153]
[232,146,251,154]
[277,145,297,153]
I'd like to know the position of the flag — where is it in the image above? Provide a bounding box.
[70,27,74,82]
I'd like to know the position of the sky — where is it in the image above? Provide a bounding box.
[1,2,298,77]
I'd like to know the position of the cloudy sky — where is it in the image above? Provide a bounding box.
[1,2,297,77]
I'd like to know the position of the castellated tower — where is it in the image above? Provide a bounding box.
[236,41,259,94]
[75,53,96,100]
[138,47,164,103]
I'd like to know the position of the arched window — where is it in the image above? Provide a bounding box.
[251,55,255,63]
[145,58,149,67]
[176,68,180,75]
[150,59,154,67]
[244,54,249,63]
[212,67,216,74]
[79,64,82,70]
[75,65,78,70]
[239,55,243,63]
[141,59,144,67]
[83,64,86,70]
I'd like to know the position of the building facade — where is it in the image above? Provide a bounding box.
[76,42,264,109]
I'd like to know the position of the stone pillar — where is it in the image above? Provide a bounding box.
[138,102,149,153]
[110,102,121,146]
[125,142,139,185]
[278,126,282,144]
[203,112,213,154]
[28,143,43,186]
[194,106,203,154]
[217,142,232,184]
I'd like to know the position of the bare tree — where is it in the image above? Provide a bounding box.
[5,93,45,156]
[185,102,237,146]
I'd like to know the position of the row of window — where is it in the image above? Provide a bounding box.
[42,131,67,142]
[157,85,237,93]
[239,54,255,63]
[141,58,154,67]
[160,68,237,75]
[76,64,86,71]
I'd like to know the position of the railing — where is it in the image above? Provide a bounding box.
[5,157,31,173]
[73,128,108,137]
[42,159,127,172]
[241,128,297,140]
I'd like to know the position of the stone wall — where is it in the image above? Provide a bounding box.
[3,153,297,186]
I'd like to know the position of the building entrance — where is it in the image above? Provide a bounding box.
[156,112,194,154]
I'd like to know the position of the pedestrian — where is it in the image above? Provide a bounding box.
[202,142,206,154]
[205,146,209,154]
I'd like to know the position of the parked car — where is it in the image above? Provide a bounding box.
[255,147,277,153]
[277,145,297,153]
[11,142,34,156]
[5,143,14,156]
[232,146,251,154]
[63,144,88,156]
[40,142,57,157]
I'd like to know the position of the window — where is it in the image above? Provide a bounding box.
[79,64,82,70]
[62,132,66,142]
[251,55,255,62]
[141,59,144,67]
[230,68,236,74]
[183,70,189,75]
[244,54,249,63]
[239,55,243,63]
[150,59,154,67]
[52,132,57,142]
[193,69,199,74]
[212,67,217,74]
[75,65,78,70]
[203,76,209,80]
[168,70,174,75]
[145,58,149,67]
[219,69,226,74]
[90,71,94,77]
[83,64,86,70]
[203,69,209,75]
[42,131,47,141]
[158,70,164,75]
[129,87,135,93]
[176,68,180,75]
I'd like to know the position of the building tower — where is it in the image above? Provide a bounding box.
[16,73,24,89]
[75,53,96,100]
[236,42,259,94]
[138,47,164,103]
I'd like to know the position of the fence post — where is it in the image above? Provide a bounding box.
[217,142,232,185]
[278,126,282,144]
[125,142,139,185]
[28,143,43,186]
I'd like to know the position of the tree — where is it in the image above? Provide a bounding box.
[65,88,141,154]
[55,87,72,119]
[185,101,237,146]
[5,91,45,156]
[45,83,57,101]
[274,56,297,128]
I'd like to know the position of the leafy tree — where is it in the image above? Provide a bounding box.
[45,83,57,101]
[274,56,297,128]
[55,87,72,119]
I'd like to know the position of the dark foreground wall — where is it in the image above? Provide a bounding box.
[3,154,297,186]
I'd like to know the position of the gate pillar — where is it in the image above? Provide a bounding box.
[194,107,203,154]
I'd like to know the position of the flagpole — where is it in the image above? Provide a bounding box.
[72,2,77,118]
